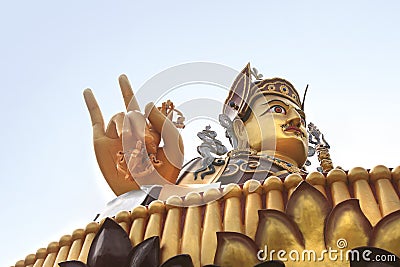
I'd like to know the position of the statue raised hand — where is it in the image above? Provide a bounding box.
[84,75,184,196]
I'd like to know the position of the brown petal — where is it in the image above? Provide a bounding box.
[286,181,330,250]
[58,261,87,267]
[214,232,259,267]
[160,254,194,267]
[127,236,160,267]
[87,218,132,267]
[325,199,372,250]
[254,261,285,267]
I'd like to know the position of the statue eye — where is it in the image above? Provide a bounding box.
[301,117,306,126]
[268,105,286,114]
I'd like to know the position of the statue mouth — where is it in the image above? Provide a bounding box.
[282,124,305,138]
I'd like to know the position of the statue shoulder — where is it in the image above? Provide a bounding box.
[176,156,229,185]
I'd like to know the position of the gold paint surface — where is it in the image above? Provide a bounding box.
[224,196,243,233]
[325,200,371,250]
[215,233,259,267]
[52,245,70,267]
[244,191,262,239]
[181,205,202,267]
[42,252,57,267]
[144,201,165,239]
[330,181,351,206]
[372,211,400,256]
[353,179,382,226]
[287,185,329,251]
[266,190,284,211]
[243,95,307,167]
[215,240,258,267]
[257,214,304,253]
[375,179,400,216]
[160,204,182,263]
[77,232,96,263]
[66,238,83,261]
[201,189,223,266]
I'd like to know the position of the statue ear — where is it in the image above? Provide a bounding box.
[232,118,249,150]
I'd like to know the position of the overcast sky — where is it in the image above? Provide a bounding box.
[2,1,400,266]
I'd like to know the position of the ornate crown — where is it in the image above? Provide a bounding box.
[224,63,304,121]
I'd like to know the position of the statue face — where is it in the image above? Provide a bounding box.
[243,94,308,166]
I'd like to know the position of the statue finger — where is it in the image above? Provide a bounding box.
[118,74,140,112]
[83,88,105,139]
[105,112,124,139]
[145,102,184,168]
[145,102,183,151]
[123,111,147,155]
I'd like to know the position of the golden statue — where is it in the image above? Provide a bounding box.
[13,64,400,267]
[83,64,311,196]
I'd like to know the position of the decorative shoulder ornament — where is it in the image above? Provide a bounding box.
[194,125,227,180]
[307,122,335,172]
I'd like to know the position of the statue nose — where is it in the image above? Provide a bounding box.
[286,107,301,127]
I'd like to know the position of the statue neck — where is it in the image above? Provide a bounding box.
[257,150,299,167]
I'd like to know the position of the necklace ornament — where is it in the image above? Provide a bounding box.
[262,154,302,174]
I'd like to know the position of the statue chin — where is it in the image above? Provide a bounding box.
[250,130,308,168]
[275,137,308,167]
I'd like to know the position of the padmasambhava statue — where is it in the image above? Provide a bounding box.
[84,63,311,196]
[178,64,309,187]
[15,64,400,267]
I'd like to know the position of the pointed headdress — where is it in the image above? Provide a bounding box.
[223,63,304,121]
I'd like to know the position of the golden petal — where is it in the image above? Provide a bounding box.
[286,181,330,250]
[370,210,400,257]
[325,199,372,250]
[214,232,259,267]
[255,209,304,253]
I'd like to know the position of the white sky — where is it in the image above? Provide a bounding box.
[1,1,400,266]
